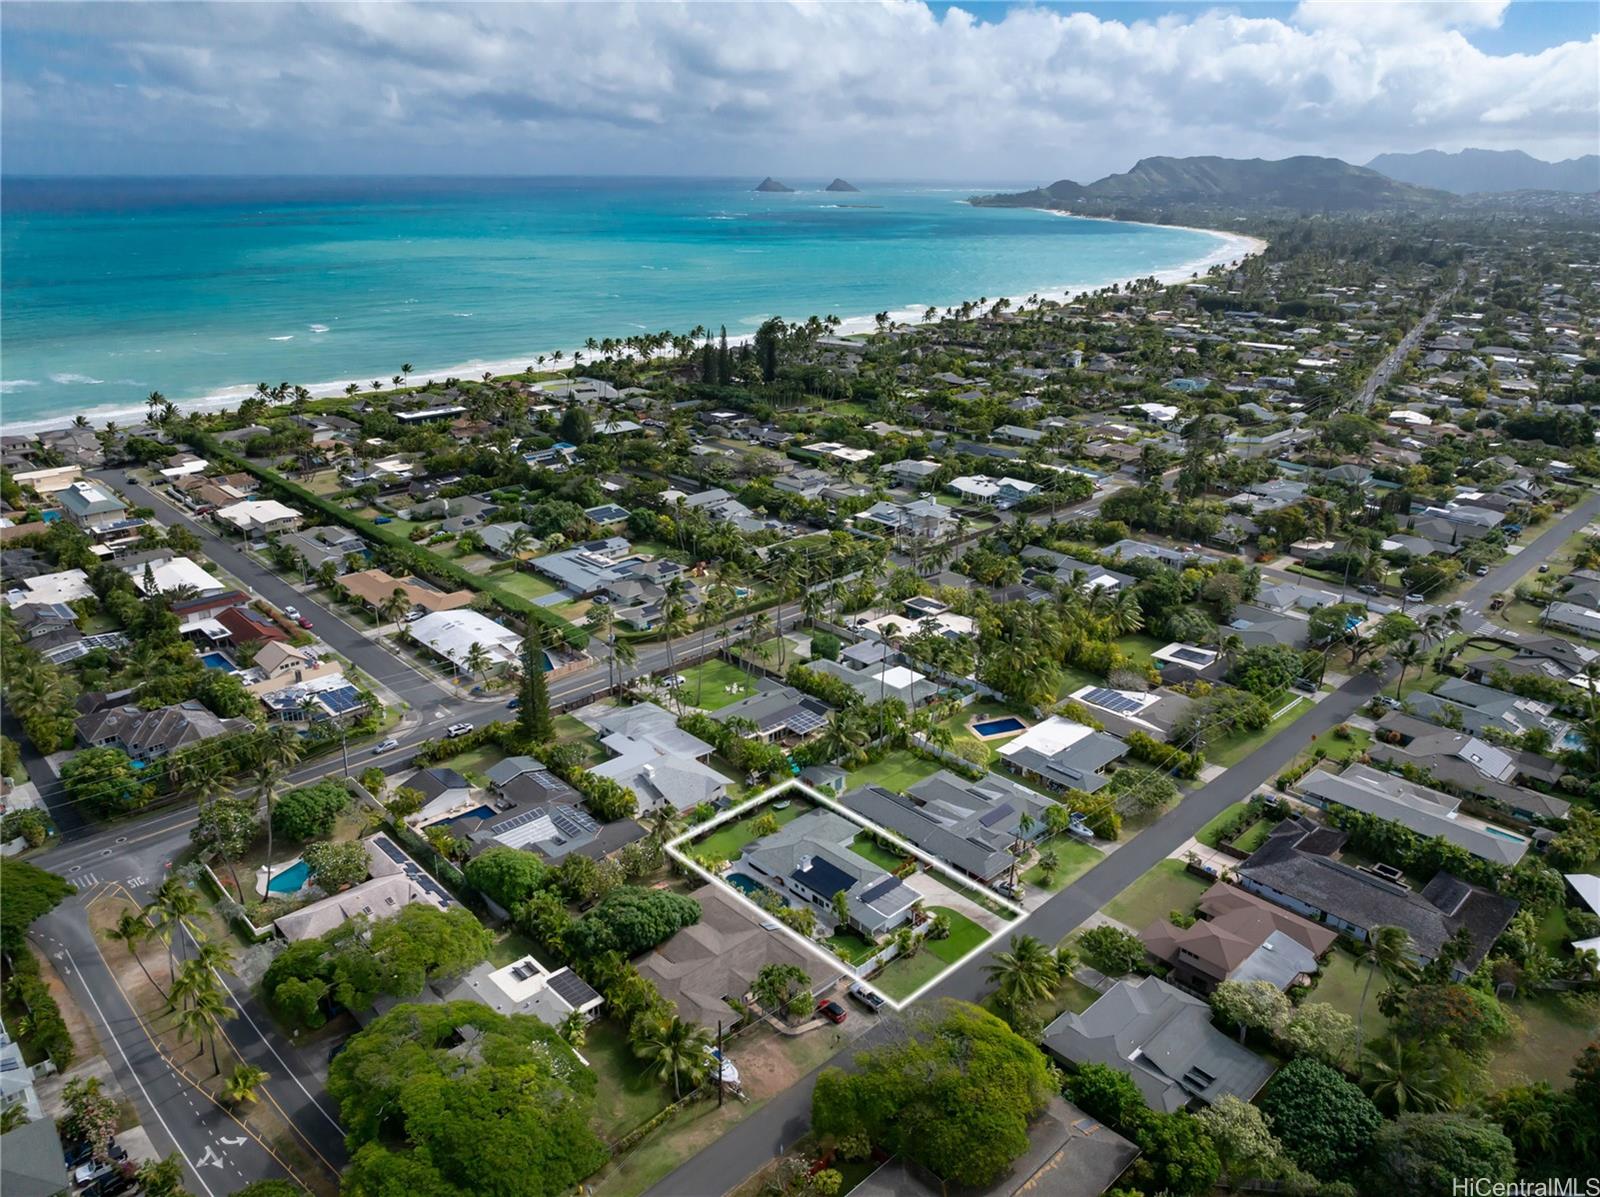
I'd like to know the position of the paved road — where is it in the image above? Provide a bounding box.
[1354,272,1461,411]
[34,891,317,1196]
[1462,493,1600,609]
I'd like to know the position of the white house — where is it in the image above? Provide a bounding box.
[125,556,227,596]
[213,499,303,537]
[406,609,524,676]
[947,475,1040,508]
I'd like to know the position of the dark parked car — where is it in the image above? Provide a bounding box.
[816,998,848,1025]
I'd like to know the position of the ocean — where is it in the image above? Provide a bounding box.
[0,176,1248,431]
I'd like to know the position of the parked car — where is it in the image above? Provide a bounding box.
[816,998,848,1025]
[1357,583,1380,595]
[296,616,314,629]
[372,737,400,754]
[1538,564,1551,573]
[661,674,687,689]
[1474,565,1490,576]
[283,606,300,620]
[847,983,886,1014]
[447,722,474,738]
[403,609,424,622]
[507,697,521,709]
[1404,593,1426,604]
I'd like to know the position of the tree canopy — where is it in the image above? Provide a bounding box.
[811,1000,1053,1189]
[1257,1057,1383,1179]
[0,858,72,952]
[464,846,549,910]
[564,886,701,960]
[330,1001,607,1197]
[271,779,350,840]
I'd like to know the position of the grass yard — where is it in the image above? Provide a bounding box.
[845,750,943,794]
[487,930,560,970]
[1114,634,1167,671]
[489,570,561,602]
[1490,991,1600,1087]
[1055,665,1106,698]
[1207,696,1314,768]
[850,831,910,873]
[435,744,503,785]
[1306,946,1390,1038]
[825,928,879,966]
[1102,859,1210,930]
[1023,837,1101,891]
[870,907,990,999]
[690,801,810,865]
[1195,803,1252,850]
[583,1019,675,1142]
[553,713,607,765]
[680,659,762,711]
[1232,819,1274,854]
[1319,727,1374,763]
[940,699,1030,765]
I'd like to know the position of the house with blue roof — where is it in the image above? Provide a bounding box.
[738,809,918,937]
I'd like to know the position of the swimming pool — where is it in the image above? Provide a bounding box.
[266,859,310,895]
[1480,825,1528,844]
[434,804,496,830]
[1561,730,1585,752]
[972,716,1027,738]
[199,652,235,671]
[727,872,788,906]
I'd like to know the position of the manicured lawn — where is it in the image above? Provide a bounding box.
[435,744,503,785]
[1195,802,1252,849]
[1490,992,1600,1086]
[1320,727,1373,763]
[925,907,988,963]
[490,570,561,601]
[1306,946,1390,1039]
[1207,696,1315,768]
[845,751,942,794]
[583,1019,674,1142]
[1232,819,1274,854]
[850,831,909,873]
[487,930,560,969]
[1115,634,1167,670]
[690,801,810,865]
[680,659,762,711]
[940,699,1027,765]
[825,928,879,966]
[1023,837,1101,890]
[553,713,607,765]
[1055,665,1105,699]
[1102,859,1210,930]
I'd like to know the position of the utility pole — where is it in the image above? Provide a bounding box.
[717,1020,724,1108]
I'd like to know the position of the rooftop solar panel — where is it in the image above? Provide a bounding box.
[490,807,545,834]
[787,707,828,735]
[978,804,1014,828]
[1085,686,1144,714]
[548,969,601,1007]
[1172,647,1212,665]
[374,837,407,863]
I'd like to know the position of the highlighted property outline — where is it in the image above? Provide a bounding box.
[666,778,1033,1011]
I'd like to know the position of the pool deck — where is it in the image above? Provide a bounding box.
[255,856,309,899]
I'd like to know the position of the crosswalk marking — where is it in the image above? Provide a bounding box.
[70,873,100,890]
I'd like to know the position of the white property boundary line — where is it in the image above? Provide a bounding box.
[666,779,1035,1012]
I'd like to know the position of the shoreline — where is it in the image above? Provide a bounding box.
[1,218,1267,437]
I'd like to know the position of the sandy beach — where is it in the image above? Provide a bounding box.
[2,218,1267,437]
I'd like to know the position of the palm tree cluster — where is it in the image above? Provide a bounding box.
[984,934,1079,1030]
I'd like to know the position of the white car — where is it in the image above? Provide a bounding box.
[447,723,474,738]
[661,674,687,689]
[283,606,300,620]
[372,738,400,754]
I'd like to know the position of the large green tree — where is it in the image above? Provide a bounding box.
[565,886,700,960]
[1369,1113,1516,1190]
[330,1001,607,1197]
[811,1000,1052,1189]
[463,846,548,909]
[1257,1058,1383,1179]
[519,625,554,742]
[0,858,72,952]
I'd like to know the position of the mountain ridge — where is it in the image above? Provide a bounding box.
[973,154,1451,214]
[1366,148,1600,195]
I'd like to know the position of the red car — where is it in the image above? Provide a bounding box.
[296,616,314,629]
[816,999,847,1025]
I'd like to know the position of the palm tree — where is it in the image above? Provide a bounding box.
[221,1063,269,1107]
[1355,925,1418,1050]
[379,589,411,633]
[1390,637,1425,699]
[1361,1035,1449,1115]
[504,526,535,561]
[985,934,1060,1017]
[632,1016,713,1098]
[644,805,682,846]
[174,982,235,1074]
[104,911,166,998]
[610,634,638,688]
[464,641,490,686]
[147,879,202,983]
[258,769,282,897]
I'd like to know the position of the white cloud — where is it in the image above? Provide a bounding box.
[2,1,1595,176]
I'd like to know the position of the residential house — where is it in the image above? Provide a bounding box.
[459,756,645,863]
[857,498,956,541]
[75,700,253,764]
[1542,602,1600,641]
[406,609,524,676]
[807,657,942,708]
[124,554,226,597]
[1296,762,1530,866]
[275,833,453,941]
[340,569,473,616]
[590,702,728,812]
[1019,547,1134,593]
[1067,685,1194,743]
[1408,676,1571,746]
[435,954,602,1029]
[0,1116,67,1197]
[1372,709,1568,799]
[740,809,919,936]
[947,475,1039,508]
[1234,815,1518,976]
[710,683,832,744]
[1140,882,1337,995]
[1226,604,1312,650]
[881,459,941,488]
[56,480,126,530]
[278,525,369,574]
[0,1019,44,1124]
[212,499,303,537]
[998,716,1129,794]
[1041,976,1275,1113]
[840,770,1053,884]
[637,883,846,1030]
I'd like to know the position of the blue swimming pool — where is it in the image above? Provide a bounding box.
[973,717,1026,737]
[727,872,788,907]
[199,652,235,671]
[1480,825,1528,844]
[435,804,496,830]
[266,859,310,895]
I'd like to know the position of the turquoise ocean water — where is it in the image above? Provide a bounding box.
[0,176,1235,430]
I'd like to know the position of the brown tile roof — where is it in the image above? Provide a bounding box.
[340,569,472,613]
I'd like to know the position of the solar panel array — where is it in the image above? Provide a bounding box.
[978,803,1015,828]
[1085,686,1145,714]
[1172,647,1213,665]
[785,705,828,736]
[549,969,601,1007]
[319,685,364,714]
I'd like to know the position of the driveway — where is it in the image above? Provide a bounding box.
[900,870,1009,934]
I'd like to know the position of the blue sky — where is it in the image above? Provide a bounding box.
[3,1,1595,177]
